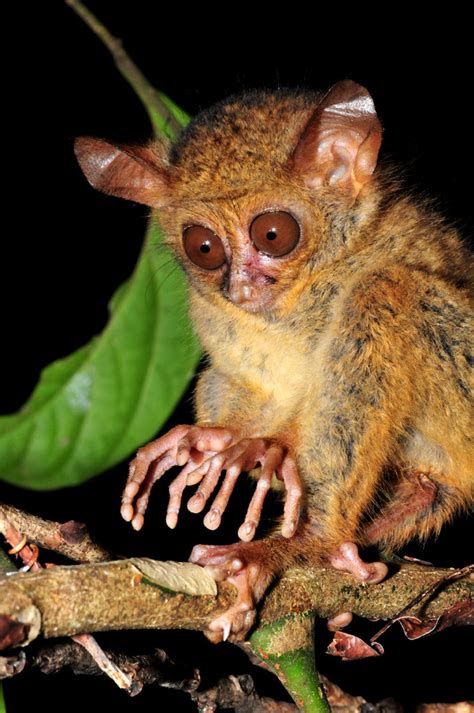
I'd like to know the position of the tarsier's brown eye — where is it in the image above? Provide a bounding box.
[249,211,300,257]
[182,226,227,270]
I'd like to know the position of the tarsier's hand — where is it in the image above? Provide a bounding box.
[120,424,303,540]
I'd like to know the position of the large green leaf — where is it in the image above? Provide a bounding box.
[0,6,201,489]
[0,223,200,489]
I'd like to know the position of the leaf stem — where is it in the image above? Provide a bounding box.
[64,0,186,141]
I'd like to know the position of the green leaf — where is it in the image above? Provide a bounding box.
[0,5,201,489]
[0,223,200,489]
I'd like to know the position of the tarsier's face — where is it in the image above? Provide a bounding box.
[74,81,382,315]
[159,186,323,314]
[179,206,302,313]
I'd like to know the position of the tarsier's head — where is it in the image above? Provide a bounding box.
[75,80,382,314]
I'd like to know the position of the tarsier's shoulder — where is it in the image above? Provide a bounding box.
[330,193,473,353]
[362,170,473,293]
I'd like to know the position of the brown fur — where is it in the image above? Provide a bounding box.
[75,82,473,619]
[158,87,473,557]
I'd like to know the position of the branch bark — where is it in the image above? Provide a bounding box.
[0,503,111,564]
[1,556,472,642]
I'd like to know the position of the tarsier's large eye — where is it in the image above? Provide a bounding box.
[249,211,300,257]
[182,226,227,270]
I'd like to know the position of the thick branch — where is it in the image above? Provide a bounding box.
[1,557,471,641]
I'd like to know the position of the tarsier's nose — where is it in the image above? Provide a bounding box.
[229,280,255,304]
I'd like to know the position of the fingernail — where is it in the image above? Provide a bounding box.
[132,514,144,531]
[244,521,255,537]
[166,512,178,529]
[186,473,200,486]
[177,449,188,466]
[238,521,255,541]
[282,520,296,537]
[188,492,205,512]
[208,508,220,524]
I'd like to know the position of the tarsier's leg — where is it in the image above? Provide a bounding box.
[190,519,387,643]
[326,471,440,630]
[362,469,439,546]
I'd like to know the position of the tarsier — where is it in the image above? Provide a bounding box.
[75,80,473,643]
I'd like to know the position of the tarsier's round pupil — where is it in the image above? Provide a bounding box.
[250,211,300,256]
[183,226,226,270]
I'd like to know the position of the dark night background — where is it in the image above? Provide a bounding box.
[1,3,472,710]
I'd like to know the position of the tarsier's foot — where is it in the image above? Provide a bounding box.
[121,425,303,540]
[326,542,388,631]
[186,438,303,541]
[189,541,274,643]
[120,425,235,530]
[329,541,388,584]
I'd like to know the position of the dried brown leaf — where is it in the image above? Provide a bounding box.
[327,630,383,660]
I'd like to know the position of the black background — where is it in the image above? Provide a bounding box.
[1,3,473,711]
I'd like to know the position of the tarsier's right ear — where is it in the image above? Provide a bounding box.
[74,137,171,208]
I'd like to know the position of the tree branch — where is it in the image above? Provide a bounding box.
[1,556,472,643]
[0,503,111,564]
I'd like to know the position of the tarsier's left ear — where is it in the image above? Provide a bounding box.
[288,80,382,197]
[74,137,171,208]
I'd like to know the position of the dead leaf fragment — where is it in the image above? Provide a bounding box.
[397,600,474,640]
[327,630,382,660]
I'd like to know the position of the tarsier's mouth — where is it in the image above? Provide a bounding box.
[225,274,278,307]
[262,274,277,284]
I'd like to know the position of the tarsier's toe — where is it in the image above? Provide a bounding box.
[189,542,264,642]
[207,606,256,643]
[189,543,246,580]
[327,611,353,631]
[329,542,388,584]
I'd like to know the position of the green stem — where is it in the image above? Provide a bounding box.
[250,614,330,713]
[64,0,189,140]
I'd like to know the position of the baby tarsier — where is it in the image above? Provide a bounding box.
[75,80,473,643]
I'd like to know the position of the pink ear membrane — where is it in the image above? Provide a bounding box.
[288,80,382,195]
[74,137,122,191]
[74,136,170,208]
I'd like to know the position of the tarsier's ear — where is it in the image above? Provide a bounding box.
[288,80,382,197]
[74,137,171,208]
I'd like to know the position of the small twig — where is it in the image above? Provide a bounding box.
[0,504,132,689]
[370,563,474,644]
[72,633,134,691]
[64,0,183,141]
[0,503,111,563]
[32,642,200,695]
